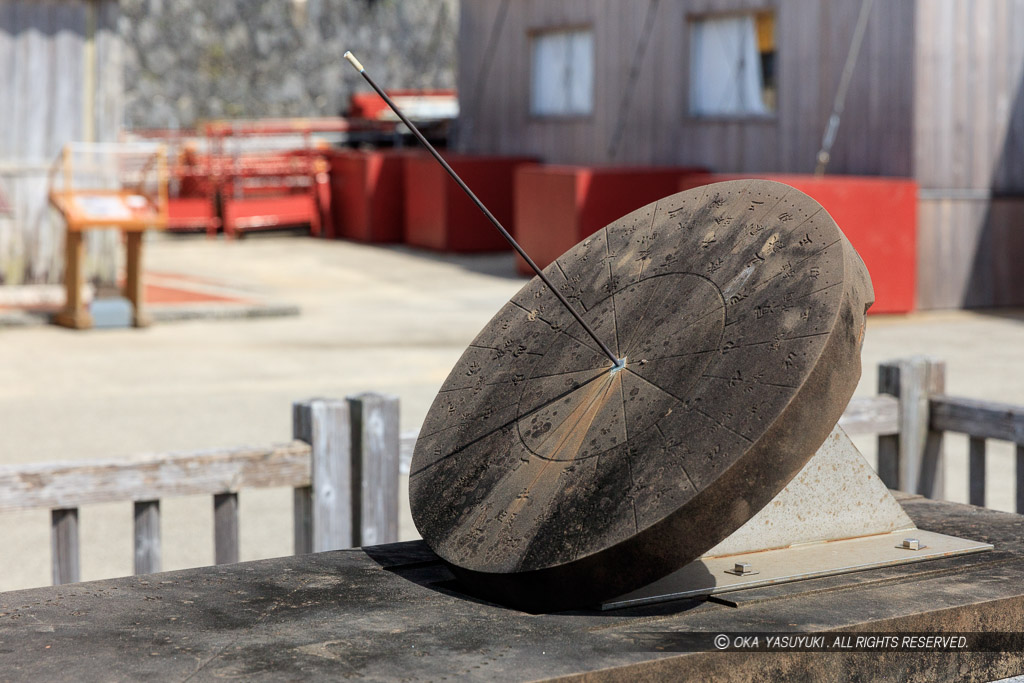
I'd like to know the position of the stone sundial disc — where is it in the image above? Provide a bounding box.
[410,179,875,611]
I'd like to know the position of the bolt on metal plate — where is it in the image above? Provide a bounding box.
[724,562,759,576]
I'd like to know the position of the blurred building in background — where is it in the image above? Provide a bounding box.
[0,0,457,287]
[456,0,1024,310]
[0,0,122,286]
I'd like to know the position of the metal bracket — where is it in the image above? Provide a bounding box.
[600,529,992,610]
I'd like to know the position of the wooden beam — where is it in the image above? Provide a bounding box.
[930,395,1024,443]
[125,231,149,327]
[53,230,92,330]
[213,493,239,565]
[968,436,986,508]
[838,395,900,436]
[349,393,400,547]
[51,508,80,585]
[878,357,946,497]
[1017,444,1024,516]
[133,500,161,575]
[293,399,352,552]
[399,431,417,475]
[293,486,313,555]
[0,442,311,513]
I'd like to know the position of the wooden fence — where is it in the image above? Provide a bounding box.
[0,394,401,585]
[3,357,1024,586]
[838,356,1024,513]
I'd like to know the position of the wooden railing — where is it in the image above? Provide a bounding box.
[930,395,1024,511]
[838,356,1023,514]
[0,394,401,585]
[4,358,1023,586]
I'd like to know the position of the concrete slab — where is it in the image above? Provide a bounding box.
[0,497,1021,682]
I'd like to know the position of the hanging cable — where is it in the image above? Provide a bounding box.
[815,0,874,175]
[462,0,510,146]
[607,0,660,160]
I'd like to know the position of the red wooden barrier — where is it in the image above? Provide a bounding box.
[514,165,707,275]
[327,149,412,242]
[681,174,917,314]
[404,154,538,252]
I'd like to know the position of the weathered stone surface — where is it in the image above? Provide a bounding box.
[0,498,1022,682]
[119,0,458,129]
[410,180,875,609]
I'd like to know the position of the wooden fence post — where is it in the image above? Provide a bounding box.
[293,399,352,552]
[51,508,80,585]
[878,356,946,497]
[348,393,400,547]
[968,436,987,507]
[1017,445,1024,515]
[133,500,161,574]
[213,493,239,564]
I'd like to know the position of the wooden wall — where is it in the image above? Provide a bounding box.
[914,0,1024,309]
[456,0,915,176]
[0,0,121,286]
[459,0,1024,310]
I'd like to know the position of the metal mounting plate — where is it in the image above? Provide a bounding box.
[600,529,993,610]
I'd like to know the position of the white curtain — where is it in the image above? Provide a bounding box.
[531,30,594,116]
[690,16,767,116]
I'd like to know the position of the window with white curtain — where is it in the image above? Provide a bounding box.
[530,29,594,117]
[690,13,777,116]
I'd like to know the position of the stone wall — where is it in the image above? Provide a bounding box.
[120,0,458,130]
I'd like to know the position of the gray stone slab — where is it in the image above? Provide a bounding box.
[1,497,1022,682]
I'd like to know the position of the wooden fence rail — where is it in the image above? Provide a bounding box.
[4,358,1024,587]
[930,395,1024,511]
[0,394,400,586]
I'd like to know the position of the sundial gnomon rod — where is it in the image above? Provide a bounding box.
[343,51,623,369]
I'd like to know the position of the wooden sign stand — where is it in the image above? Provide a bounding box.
[48,144,169,329]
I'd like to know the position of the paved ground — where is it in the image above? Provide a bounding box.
[2,232,1023,592]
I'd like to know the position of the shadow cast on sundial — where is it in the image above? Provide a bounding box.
[410,368,612,477]
[362,542,715,617]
